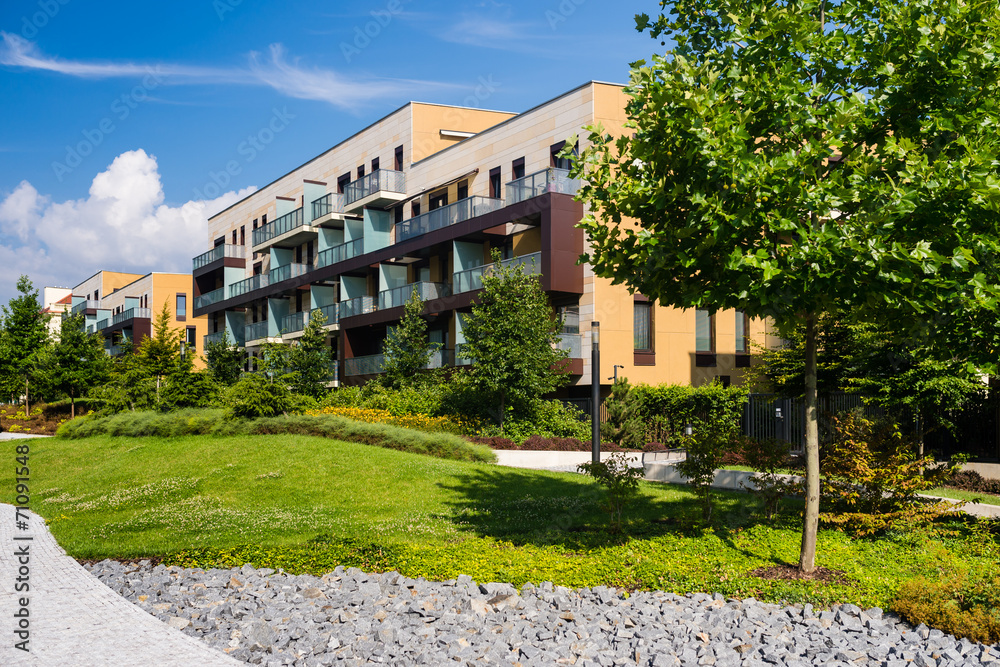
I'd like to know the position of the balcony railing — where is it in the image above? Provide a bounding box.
[252,207,305,246]
[339,296,377,320]
[453,251,542,294]
[109,344,122,357]
[268,262,311,285]
[96,319,109,331]
[426,348,455,369]
[245,321,270,342]
[282,311,307,334]
[505,167,580,206]
[194,287,225,310]
[556,333,583,358]
[395,196,504,242]
[316,238,363,269]
[344,353,385,376]
[229,274,269,299]
[87,324,96,335]
[311,193,345,221]
[193,244,246,271]
[204,329,245,347]
[344,169,406,206]
[71,299,99,315]
[378,281,451,310]
[315,303,339,327]
[112,307,151,327]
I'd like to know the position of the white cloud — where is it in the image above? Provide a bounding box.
[0,150,255,304]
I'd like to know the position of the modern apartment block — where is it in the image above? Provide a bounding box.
[66,270,208,367]
[194,81,774,397]
[41,286,72,338]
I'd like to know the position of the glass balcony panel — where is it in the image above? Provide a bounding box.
[252,207,305,246]
[268,262,311,285]
[344,169,406,206]
[111,307,151,327]
[282,311,307,334]
[395,196,504,242]
[315,303,339,326]
[245,321,270,342]
[311,193,345,221]
[95,319,108,331]
[229,274,270,299]
[193,244,246,270]
[344,353,385,376]
[338,296,377,320]
[377,281,451,310]
[194,287,225,310]
[425,349,455,369]
[505,167,580,206]
[316,238,363,269]
[556,333,583,358]
[452,251,542,294]
[71,299,99,315]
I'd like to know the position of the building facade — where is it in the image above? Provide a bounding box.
[194,81,774,396]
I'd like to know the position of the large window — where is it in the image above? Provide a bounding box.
[735,310,749,353]
[695,309,715,353]
[489,167,501,198]
[512,157,525,180]
[634,302,653,352]
[176,293,187,321]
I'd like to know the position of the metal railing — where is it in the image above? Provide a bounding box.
[505,167,580,205]
[344,169,406,206]
[315,303,339,327]
[252,207,305,246]
[556,333,583,358]
[269,262,311,285]
[193,244,246,270]
[109,344,122,357]
[204,329,245,347]
[71,299,98,315]
[311,193,345,220]
[112,307,151,327]
[316,238,363,269]
[282,311,307,334]
[453,251,542,293]
[395,196,503,242]
[95,319,109,331]
[244,321,270,342]
[194,287,225,310]
[344,353,385,376]
[229,273,269,299]
[378,281,451,310]
[339,296,377,320]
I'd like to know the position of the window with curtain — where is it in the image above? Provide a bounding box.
[696,309,714,353]
[634,302,653,351]
[735,310,749,353]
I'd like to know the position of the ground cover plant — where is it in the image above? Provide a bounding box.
[0,401,92,435]
[5,432,999,624]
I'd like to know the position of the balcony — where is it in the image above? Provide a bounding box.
[71,299,99,316]
[344,353,385,376]
[204,329,245,347]
[344,169,406,212]
[268,262,311,285]
[194,287,225,310]
[87,324,95,335]
[315,303,339,328]
[252,207,309,251]
[193,244,246,271]
[426,348,455,369]
[453,251,542,294]
[244,321,271,344]
[395,196,504,242]
[378,281,451,310]
[229,274,269,300]
[505,167,580,206]
[556,333,583,358]
[112,307,151,327]
[95,319,109,331]
[339,296,377,320]
[310,193,346,224]
[282,311,307,335]
[316,238,363,270]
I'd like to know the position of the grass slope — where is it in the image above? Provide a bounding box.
[4,434,996,609]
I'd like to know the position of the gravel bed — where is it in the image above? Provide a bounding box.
[84,560,999,666]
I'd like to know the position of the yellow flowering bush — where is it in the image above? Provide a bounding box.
[305,405,475,435]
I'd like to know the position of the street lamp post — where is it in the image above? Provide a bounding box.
[591,321,601,464]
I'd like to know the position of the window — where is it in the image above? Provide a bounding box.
[457,180,468,200]
[551,140,576,170]
[695,309,715,352]
[557,304,580,334]
[240,226,245,246]
[176,293,187,321]
[429,189,448,211]
[261,214,267,225]
[489,167,501,198]
[394,145,404,171]
[512,157,525,180]
[232,230,237,245]
[735,310,749,353]
[634,302,653,352]
[214,236,225,247]
[357,165,365,179]
[253,262,262,276]
[338,173,350,194]
[306,241,313,265]
[186,326,196,350]
[252,218,258,230]
[394,206,403,224]
[295,246,302,264]
[412,201,421,217]
[371,157,379,172]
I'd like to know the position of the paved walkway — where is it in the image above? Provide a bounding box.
[0,504,241,667]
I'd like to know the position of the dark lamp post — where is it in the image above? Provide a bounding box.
[591,321,600,464]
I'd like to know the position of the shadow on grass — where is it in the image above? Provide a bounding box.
[436,466,793,550]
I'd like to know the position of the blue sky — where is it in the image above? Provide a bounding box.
[0,0,656,305]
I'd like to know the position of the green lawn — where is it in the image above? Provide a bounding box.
[5,434,997,609]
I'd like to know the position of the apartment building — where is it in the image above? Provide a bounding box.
[41,286,72,338]
[67,270,208,367]
[194,81,773,396]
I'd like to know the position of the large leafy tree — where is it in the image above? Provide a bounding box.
[572,0,1000,572]
[381,289,438,389]
[462,249,569,428]
[0,276,50,411]
[35,313,110,418]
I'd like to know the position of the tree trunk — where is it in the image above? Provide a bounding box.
[799,313,820,574]
[71,391,75,420]
[916,409,924,458]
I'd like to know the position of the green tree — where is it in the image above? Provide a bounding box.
[602,377,645,450]
[136,303,185,400]
[0,276,50,412]
[572,0,1000,572]
[381,289,438,389]
[462,249,569,428]
[286,309,334,398]
[89,349,157,414]
[203,330,245,386]
[35,313,109,418]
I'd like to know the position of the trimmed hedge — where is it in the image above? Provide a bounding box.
[895,572,1000,644]
[56,409,495,463]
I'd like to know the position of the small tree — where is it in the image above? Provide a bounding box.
[203,330,245,386]
[89,349,157,414]
[160,370,221,411]
[35,314,109,418]
[381,289,438,389]
[577,451,645,533]
[462,249,569,429]
[136,303,185,400]
[601,377,645,450]
[287,310,334,398]
[0,276,49,412]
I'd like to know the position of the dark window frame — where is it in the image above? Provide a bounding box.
[512,157,525,180]
[489,167,501,198]
[176,293,187,322]
[394,145,404,171]
[371,157,380,172]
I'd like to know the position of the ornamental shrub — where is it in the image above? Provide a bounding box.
[894,571,1000,644]
[577,451,645,533]
[946,470,1000,496]
[739,436,796,520]
[632,382,748,448]
[225,374,292,419]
